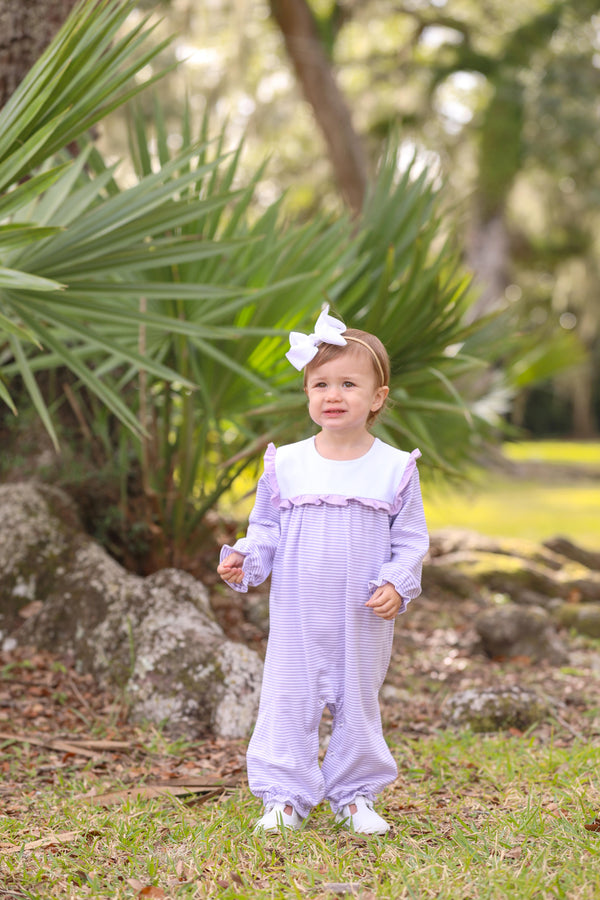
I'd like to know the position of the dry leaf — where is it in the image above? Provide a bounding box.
[0,842,19,853]
[18,601,43,619]
[2,831,80,854]
[321,883,362,895]
[584,818,600,833]
[138,887,167,899]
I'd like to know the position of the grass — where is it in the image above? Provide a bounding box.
[423,441,600,551]
[2,730,600,899]
[502,441,600,466]
[423,479,600,549]
[4,438,600,898]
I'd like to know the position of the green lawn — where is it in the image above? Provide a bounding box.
[502,440,600,466]
[2,730,600,899]
[424,441,600,551]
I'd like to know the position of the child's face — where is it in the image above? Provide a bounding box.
[304,349,389,437]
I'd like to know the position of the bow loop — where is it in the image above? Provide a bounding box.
[286,331,319,370]
[285,305,346,371]
[313,306,347,346]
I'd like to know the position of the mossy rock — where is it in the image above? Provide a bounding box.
[2,482,263,740]
[0,483,82,635]
[475,603,568,665]
[558,603,600,639]
[443,686,549,733]
[427,529,600,602]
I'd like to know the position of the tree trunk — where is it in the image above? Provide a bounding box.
[0,0,78,108]
[465,211,510,323]
[570,362,597,438]
[269,0,368,215]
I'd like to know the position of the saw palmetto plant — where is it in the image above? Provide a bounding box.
[0,0,536,567]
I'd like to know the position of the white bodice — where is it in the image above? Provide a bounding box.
[274,437,412,505]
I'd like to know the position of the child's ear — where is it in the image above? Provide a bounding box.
[371,385,389,411]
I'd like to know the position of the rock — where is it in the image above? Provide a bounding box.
[511,589,563,612]
[426,529,600,604]
[0,482,263,739]
[245,590,270,634]
[558,603,600,639]
[544,537,600,572]
[0,482,81,636]
[380,684,412,705]
[566,577,600,602]
[428,529,564,571]
[453,552,571,598]
[428,529,505,558]
[475,603,568,665]
[442,686,550,732]
[421,564,476,599]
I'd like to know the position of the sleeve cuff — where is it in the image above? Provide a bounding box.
[219,544,250,593]
[368,576,413,615]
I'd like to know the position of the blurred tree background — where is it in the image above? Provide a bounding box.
[0,0,598,575]
[104,0,597,436]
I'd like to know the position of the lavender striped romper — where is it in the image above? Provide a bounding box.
[220,436,429,818]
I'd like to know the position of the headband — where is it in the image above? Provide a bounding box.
[285,305,386,383]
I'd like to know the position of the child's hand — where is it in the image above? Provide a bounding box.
[217,551,246,585]
[365,583,403,620]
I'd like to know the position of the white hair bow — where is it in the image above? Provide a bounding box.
[285,305,347,370]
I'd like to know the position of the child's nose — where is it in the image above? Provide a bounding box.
[325,383,341,400]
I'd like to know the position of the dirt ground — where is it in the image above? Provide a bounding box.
[383,586,600,745]
[2,571,599,822]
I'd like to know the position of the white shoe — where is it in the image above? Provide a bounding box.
[335,796,390,834]
[254,802,303,833]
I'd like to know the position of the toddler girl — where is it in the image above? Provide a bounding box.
[218,306,429,834]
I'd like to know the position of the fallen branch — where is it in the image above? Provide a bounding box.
[0,731,132,758]
[86,776,240,807]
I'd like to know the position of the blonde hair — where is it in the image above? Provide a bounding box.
[304,328,390,425]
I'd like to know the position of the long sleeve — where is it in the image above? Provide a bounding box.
[219,462,281,594]
[368,466,429,613]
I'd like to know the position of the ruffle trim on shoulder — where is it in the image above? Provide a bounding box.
[389,448,421,515]
[263,442,281,509]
